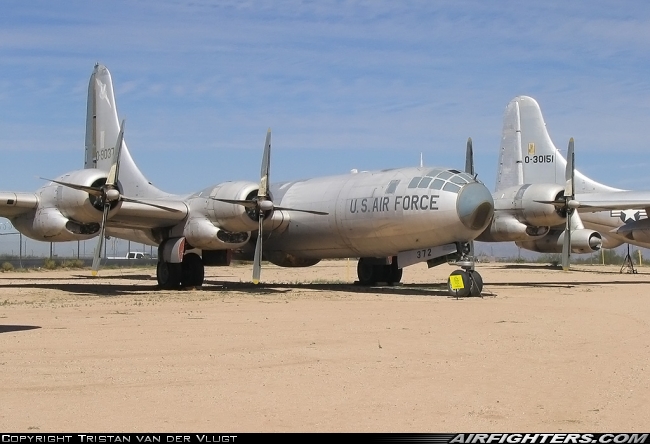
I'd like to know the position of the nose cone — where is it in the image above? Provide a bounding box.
[456,182,494,231]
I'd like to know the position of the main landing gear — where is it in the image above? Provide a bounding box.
[157,252,205,289]
[356,257,403,286]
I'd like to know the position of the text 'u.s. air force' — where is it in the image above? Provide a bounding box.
[348,195,439,214]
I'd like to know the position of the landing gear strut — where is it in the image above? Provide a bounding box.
[356,257,403,286]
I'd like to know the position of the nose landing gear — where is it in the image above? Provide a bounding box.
[447,242,483,297]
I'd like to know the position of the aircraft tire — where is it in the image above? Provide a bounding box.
[157,261,182,289]
[386,261,403,285]
[447,269,471,297]
[181,253,205,287]
[357,258,376,285]
[469,270,483,297]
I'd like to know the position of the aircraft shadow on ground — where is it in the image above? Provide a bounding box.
[501,264,648,275]
[0,273,647,297]
[489,280,650,287]
[202,280,458,298]
[0,274,158,296]
[0,325,41,334]
[0,275,458,298]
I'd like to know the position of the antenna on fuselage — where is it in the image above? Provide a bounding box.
[419,152,423,168]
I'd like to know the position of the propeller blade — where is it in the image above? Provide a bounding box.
[252,214,263,284]
[562,138,576,271]
[40,178,103,197]
[119,196,184,212]
[259,128,271,199]
[106,120,125,186]
[465,137,474,176]
[562,218,571,271]
[565,137,575,200]
[91,205,110,276]
[211,198,258,209]
[465,138,477,271]
[273,205,329,216]
[534,199,566,207]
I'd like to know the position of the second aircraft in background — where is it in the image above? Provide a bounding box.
[479,95,650,269]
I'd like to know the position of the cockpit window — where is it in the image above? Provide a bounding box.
[385,179,400,194]
[430,178,445,190]
[436,171,453,180]
[443,182,461,193]
[450,175,469,185]
[408,177,421,189]
[417,177,432,188]
[426,168,443,177]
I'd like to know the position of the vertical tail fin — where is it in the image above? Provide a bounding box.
[495,98,524,191]
[85,64,169,199]
[502,96,619,193]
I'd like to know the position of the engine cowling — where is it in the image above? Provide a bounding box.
[205,181,263,233]
[477,213,550,242]
[612,218,650,245]
[495,184,566,228]
[51,169,119,223]
[13,207,99,241]
[516,229,603,254]
[183,217,250,250]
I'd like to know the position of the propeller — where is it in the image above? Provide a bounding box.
[465,137,476,271]
[213,128,328,284]
[91,120,126,275]
[42,119,181,276]
[531,138,579,270]
[561,138,575,271]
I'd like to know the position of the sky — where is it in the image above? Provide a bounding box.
[2,0,650,256]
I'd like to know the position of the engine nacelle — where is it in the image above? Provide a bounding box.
[477,213,549,242]
[205,181,262,233]
[49,169,119,223]
[495,184,566,228]
[12,207,99,242]
[516,229,603,254]
[183,217,250,250]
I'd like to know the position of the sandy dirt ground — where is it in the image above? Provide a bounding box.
[1,260,649,432]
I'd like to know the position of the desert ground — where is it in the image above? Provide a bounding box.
[1,260,649,432]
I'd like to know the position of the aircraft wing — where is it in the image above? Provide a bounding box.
[104,199,189,229]
[0,192,39,218]
[573,191,650,212]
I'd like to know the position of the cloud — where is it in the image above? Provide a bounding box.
[0,0,649,191]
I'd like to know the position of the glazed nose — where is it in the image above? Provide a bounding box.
[456,182,494,231]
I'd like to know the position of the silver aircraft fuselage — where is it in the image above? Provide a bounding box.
[263,166,494,260]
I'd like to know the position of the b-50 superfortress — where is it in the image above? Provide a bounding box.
[0,64,495,295]
[479,95,650,269]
